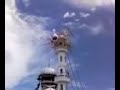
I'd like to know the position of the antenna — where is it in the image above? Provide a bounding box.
[52,29,56,34]
[48,59,51,67]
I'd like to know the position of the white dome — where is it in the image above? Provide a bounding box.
[41,67,56,75]
[45,88,55,90]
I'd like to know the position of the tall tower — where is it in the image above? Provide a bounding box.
[36,28,71,90]
[51,29,71,90]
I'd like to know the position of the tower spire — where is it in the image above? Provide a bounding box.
[48,59,51,67]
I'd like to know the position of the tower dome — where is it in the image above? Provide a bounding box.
[41,67,56,75]
[37,67,57,90]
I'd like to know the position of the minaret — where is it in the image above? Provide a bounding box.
[51,29,70,90]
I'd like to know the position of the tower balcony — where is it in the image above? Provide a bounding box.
[41,80,57,86]
[54,75,70,83]
[55,47,68,53]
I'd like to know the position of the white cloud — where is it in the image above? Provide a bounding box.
[5,0,51,89]
[62,0,115,9]
[89,23,104,35]
[63,12,70,18]
[64,22,73,26]
[75,19,80,22]
[79,24,88,29]
[71,12,76,17]
[91,7,96,12]
[63,11,76,18]
[80,12,90,18]
[22,0,30,7]
[78,23,104,35]
[63,22,104,35]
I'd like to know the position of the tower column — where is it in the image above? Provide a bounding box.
[51,29,71,90]
[55,48,70,90]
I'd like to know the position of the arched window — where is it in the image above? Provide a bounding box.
[60,56,62,62]
[60,84,63,90]
[59,42,63,46]
[60,69,63,74]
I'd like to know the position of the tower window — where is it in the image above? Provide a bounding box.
[59,42,63,46]
[60,84,63,90]
[60,56,62,62]
[60,69,63,74]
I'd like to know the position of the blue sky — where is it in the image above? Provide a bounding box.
[5,0,115,90]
